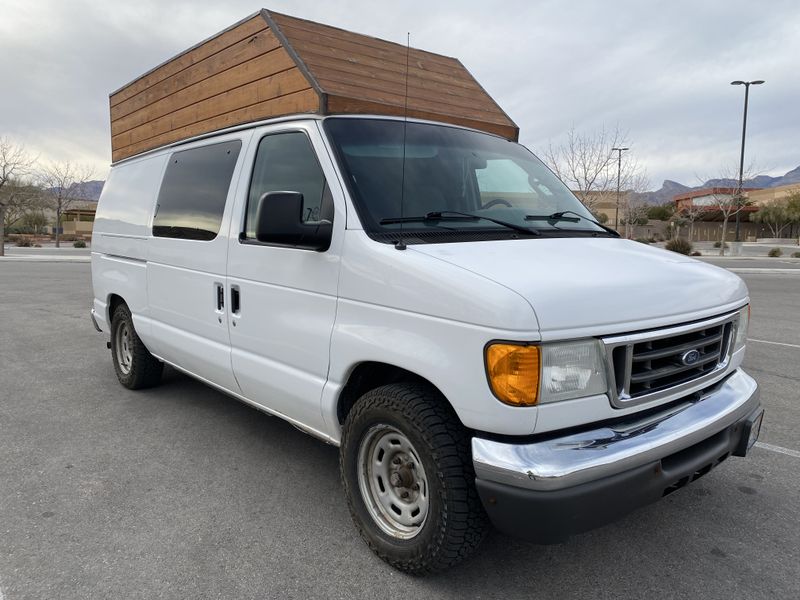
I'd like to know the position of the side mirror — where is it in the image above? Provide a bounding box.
[254,191,332,251]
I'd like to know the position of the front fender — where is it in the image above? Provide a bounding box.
[321,298,541,441]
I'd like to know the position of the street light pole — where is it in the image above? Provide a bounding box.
[612,147,629,231]
[731,79,764,242]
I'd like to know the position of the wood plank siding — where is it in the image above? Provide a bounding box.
[109,10,518,162]
[268,11,518,140]
[108,15,317,162]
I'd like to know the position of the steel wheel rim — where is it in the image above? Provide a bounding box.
[116,322,133,375]
[357,424,430,540]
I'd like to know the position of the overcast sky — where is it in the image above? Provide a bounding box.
[1,0,798,189]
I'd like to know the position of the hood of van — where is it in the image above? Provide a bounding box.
[410,238,748,339]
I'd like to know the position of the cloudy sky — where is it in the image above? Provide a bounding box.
[1,0,798,189]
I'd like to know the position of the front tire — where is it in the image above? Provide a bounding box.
[110,303,163,390]
[340,383,488,574]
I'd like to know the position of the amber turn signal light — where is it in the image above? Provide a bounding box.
[485,343,540,406]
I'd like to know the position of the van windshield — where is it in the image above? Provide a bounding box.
[323,117,608,242]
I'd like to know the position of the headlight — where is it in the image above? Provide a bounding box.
[733,304,750,352]
[485,339,608,406]
[540,339,608,403]
[485,343,540,406]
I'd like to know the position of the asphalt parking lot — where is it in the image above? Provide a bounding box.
[1,258,798,599]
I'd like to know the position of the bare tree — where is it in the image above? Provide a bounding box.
[679,202,707,242]
[709,189,744,255]
[542,124,644,216]
[620,171,651,238]
[39,162,95,248]
[1,180,43,231]
[621,197,650,238]
[0,137,36,256]
[697,165,760,255]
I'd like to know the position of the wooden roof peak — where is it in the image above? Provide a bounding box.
[109,8,518,162]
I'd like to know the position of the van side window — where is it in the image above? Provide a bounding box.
[153,140,242,241]
[245,132,328,239]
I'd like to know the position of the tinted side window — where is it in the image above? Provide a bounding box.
[153,140,242,241]
[245,132,327,238]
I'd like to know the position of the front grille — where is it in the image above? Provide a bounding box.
[607,313,737,405]
[627,322,732,397]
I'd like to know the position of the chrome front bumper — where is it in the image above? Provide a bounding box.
[472,369,760,492]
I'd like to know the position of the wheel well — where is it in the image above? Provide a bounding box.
[108,294,125,322]
[337,362,447,425]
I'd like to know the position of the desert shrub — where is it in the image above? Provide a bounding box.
[635,237,651,244]
[768,247,783,257]
[15,238,32,247]
[665,238,693,255]
[691,251,702,256]
[792,251,800,258]
[73,240,87,248]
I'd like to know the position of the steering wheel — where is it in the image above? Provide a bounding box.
[481,198,513,209]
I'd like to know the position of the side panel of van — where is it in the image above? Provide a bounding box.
[224,122,346,434]
[145,132,253,391]
[92,153,168,335]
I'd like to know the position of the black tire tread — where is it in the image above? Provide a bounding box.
[340,382,489,574]
[111,304,163,390]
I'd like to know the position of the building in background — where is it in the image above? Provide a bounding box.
[56,201,96,239]
[674,187,760,241]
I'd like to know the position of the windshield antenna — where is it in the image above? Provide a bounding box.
[395,32,411,251]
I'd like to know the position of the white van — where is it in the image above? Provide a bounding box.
[91,114,762,573]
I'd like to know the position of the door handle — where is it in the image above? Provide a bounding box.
[231,286,241,315]
[215,283,224,311]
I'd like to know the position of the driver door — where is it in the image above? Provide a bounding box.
[225,122,345,434]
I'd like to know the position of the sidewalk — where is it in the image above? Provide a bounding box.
[1,245,92,262]
[660,240,800,258]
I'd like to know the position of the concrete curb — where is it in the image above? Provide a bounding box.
[0,256,91,263]
[728,268,800,274]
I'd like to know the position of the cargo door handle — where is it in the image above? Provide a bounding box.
[231,286,241,315]
[214,283,224,311]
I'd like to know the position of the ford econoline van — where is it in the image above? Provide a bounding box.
[91,114,762,573]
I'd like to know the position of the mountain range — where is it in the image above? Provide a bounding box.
[638,164,800,205]
[66,180,105,202]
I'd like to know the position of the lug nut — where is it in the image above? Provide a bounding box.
[400,491,410,499]
[392,456,402,465]
[412,483,419,491]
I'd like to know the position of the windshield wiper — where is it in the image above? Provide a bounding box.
[380,211,540,236]
[525,210,620,237]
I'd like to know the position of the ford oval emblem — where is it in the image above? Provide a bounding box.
[681,349,701,365]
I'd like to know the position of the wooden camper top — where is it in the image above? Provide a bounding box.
[109,9,519,162]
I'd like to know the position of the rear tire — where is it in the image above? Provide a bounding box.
[340,382,489,574]
[110,303,163,390]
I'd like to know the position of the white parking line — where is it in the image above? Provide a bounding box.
[755,442,800,459]
[748,338,800,350]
